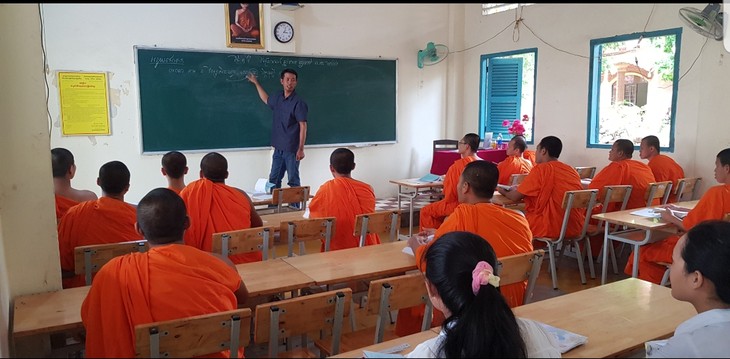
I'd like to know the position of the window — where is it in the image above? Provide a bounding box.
[482,3,534,16]
[587,28,681,151]
[479,49,537,143]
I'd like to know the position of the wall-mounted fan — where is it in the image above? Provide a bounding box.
[679,3,724,41]
[417,42,449,68]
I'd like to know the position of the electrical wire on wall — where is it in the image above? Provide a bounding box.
[38,4,53,139]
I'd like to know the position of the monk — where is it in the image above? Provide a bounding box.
[497,136,586,240]
[51,147,97,222]
[308,148,379,251]
[419,133,481,230]
[161,150,188,194]
[497,135,533,185]
[630,148,730,284]
[81,188,248,358]
[590,139,658,211]
[397,161,535,336]
[57,161,141,289]
[639,135,685,203]
[180,152,263,264]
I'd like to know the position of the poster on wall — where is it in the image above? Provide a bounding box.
[57,71,111,136]
[225,3,265,49]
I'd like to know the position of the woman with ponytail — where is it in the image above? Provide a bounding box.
[407,231,560,358]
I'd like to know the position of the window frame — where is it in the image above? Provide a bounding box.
[585,28,682,152]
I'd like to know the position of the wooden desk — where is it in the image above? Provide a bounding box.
[236,258,315,297]
[491,190,521,207]
[282,241,416,286]
[389,178,444,238]
[592,200,699,283]
[514,278,695,358]
[331,327,440,358]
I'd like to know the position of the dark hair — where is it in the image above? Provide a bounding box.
[161,151,187,179]
[201,152,227,183]
[423,231,527,358]
[537,136,562,158]
[682,220,730,304]
[137,188,188,244]
[98,161,130,195]
[51,147,74,178]
[463,133,480,152]
[615,139,635,158]
[462,161,497,199]
[511,136,527,153]
[642,135,660,153]
[281,68,298,80]
[717,148,730,167]
[330,148,355,175]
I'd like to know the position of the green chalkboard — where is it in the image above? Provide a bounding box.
[135,47,397,153]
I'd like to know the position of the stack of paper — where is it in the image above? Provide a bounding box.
[536,321,588,353]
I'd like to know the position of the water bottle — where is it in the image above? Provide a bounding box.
[496,133,503,149]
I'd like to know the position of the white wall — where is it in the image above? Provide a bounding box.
[460,3,730,194]
[43,4,452,203]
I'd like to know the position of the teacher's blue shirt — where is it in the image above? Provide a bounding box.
[267,91,308,153]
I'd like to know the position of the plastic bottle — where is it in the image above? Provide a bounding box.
[496,133,503,148]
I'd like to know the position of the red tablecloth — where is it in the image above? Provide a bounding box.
[429,149,508,176]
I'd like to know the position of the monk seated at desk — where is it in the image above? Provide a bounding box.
[419,133,481,231]
[161,150,188,194]
[632,147,730,284]
[309,148,379,251]
[398,160,534,336]
[51,147,97,222]
[180,152,263,264]
[57,160,140,289]
[496,136,585,243]
[497,135,533,185]
[640,135,685,203]
[81,188,248,358]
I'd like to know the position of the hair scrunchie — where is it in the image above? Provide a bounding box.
[471,261,500,295]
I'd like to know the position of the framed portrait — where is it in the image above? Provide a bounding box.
[225,3,264,49]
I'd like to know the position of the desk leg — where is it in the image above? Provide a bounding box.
[408,189,416,237]
[632,244,640,278]
[601,225,609,285]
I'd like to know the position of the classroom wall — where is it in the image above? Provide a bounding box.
[42,4,454,203]
[0,4,62,356]
[459,3,730,194]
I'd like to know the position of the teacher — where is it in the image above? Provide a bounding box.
[246,68,308,191]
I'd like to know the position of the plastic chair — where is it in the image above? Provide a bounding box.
[134,308,251,358]
[211,226,276,260]
[271,186,310,213]
[574,166,597,180]
[674,177,702,202]
[533,189,599,290]
[253,288,351,357]
[353,210,401,246]
[280,217,336,256]
[74,240,149,285]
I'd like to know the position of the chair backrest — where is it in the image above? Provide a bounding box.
[280,217,336,256]
[353,210,401,246]
[134,308,251,358]
[645,181,673,206]
[211,226,276,260]
[557,189,599,240]
[74,240,149,285]
[271,186,310,213]
[593,185,633,233]
[495,249,545,305]
[433,139,459,152]
[574,166,597,179]
[365,272,433,343]
[674,177,702,202]
[254,288,352,357]
[509,173,529,186]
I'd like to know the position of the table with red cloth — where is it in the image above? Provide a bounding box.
[429,149,507,175]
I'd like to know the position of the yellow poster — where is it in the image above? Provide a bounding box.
[58,71,111,135]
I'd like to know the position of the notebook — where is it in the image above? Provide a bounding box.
[417,173,441,183]
[536,321,588,353]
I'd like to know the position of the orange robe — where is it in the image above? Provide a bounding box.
[180,178,256,264]
[58,197,140,289]
[81,244,243,358]
[647,154,685,203]
[419,156,479,230]
[55,194,79,222]
[497,155,533,185]
[396,203,534,336]
[629,184,730,284]
[308,177,379,251]
[589,159,658,211]
[517,161,586,239]
[523,150,537,167]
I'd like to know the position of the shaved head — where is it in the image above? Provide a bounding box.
[461,161,498,199]
[330,148,355,175]
[201,152,228,183]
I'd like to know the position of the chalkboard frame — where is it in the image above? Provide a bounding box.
[134,46,398,155]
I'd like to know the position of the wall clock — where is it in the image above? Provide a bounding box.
[274,21,294,43]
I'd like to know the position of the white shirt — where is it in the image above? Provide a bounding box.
[407,317,561,358]
[645,308,730,358]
